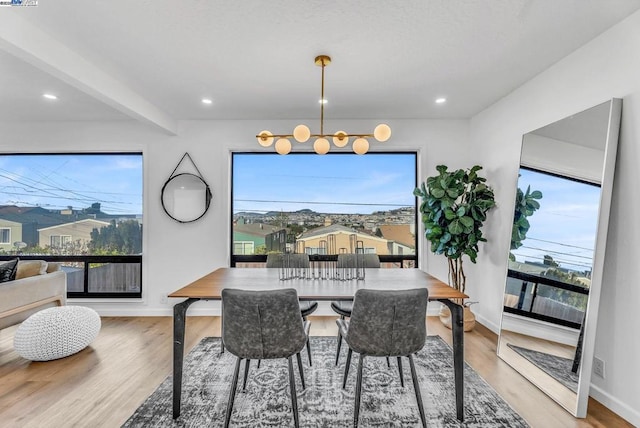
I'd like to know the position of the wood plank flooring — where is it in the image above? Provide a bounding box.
[0,316,633,428]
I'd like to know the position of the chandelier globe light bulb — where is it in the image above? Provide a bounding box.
[374,124,391,142]
[293,125,311,143]
[333,131,349,147]
[314,138,331,155]
[257,130,274,147]
[275,138,292,155]
[353,138,369,155]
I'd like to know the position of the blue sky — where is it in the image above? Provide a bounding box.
[512,168,601,272]
[0,154,143,215]
[233,153,416,214]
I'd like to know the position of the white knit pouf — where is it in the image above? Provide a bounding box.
[14,306,101,361]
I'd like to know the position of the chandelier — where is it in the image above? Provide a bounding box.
[256,55,391,155]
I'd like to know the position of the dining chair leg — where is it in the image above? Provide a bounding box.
[296,352,306,390]
[335,333,343,366]
[408,354,427,428]
[342,348,353,389]
[397,356,404,387]
[386,357,390,368]
[306,336,312,366]
[242,359,251,392]
[287,356,300,428]
[224,357,242,428]
[257,360,261,369]
[354,354,365,428]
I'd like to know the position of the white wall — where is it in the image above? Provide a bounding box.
[0,118,470,316]
[469,10,640,425]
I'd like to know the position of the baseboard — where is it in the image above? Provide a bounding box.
[589,384,640,426]
[473,312,500,334]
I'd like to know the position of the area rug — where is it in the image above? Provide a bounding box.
[123,336,529,427]
[507,343,579,393]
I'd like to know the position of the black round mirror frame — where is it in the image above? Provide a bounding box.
[161,173,213,223]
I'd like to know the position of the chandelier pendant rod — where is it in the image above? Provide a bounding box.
[320,56,325,136]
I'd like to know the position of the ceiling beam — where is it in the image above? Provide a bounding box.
[0,12,177,135]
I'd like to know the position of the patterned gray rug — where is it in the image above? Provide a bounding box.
[507,343,579,393]
[123,336,529,427]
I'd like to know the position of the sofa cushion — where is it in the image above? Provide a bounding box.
[0,258,19,283]
[16,260,48,280]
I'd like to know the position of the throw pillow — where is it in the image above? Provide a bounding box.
[16,260,48,279]
[0,258,19,283]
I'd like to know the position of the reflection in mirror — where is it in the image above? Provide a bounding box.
[497,99,622,417]
[161,173,213,223]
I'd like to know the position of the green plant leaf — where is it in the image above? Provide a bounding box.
[431,188,445,198]
[448,220,464,235]
[459,216,474,228]
[444,208,457,220]
[447,188,460,198]
[436,165,448,174]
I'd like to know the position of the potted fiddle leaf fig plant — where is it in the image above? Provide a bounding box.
[413,165,496,330]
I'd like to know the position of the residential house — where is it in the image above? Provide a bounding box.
[37,218,110,251]
[233,219,287,254]
[0,205,71,251]
[378,224,416,255]
[296,224,389,255]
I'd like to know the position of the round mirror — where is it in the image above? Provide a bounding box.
[161,173,212,223]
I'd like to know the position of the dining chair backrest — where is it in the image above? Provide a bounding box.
[266,253,310,268]
[346,288,428,356]
[221,288,308,359]
[337,254,380,268]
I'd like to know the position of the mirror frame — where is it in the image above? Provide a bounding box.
[497,98,622,417]
[161,172,213,223]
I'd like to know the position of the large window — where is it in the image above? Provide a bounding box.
[0,153,143,297]
[231,152,417,267]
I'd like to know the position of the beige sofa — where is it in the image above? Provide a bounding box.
[0,260,67,330]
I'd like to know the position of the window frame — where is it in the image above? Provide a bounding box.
[229,151,419,268]
[0,152,143,298]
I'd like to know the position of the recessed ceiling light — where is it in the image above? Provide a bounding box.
[319,99,328,104]
[201,98,213,105]
[43,93,58,100]
[435,97,446,104]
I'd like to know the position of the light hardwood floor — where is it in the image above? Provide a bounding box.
[0,316,633,428]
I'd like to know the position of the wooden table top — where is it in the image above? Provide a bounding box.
[169,267,468,301]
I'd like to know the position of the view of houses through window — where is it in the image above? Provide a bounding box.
[0,153,143,297]
[231,152,417,267]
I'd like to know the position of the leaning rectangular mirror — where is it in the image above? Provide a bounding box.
[497,99,622,417]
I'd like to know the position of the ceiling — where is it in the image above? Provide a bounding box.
[1,0,640,134]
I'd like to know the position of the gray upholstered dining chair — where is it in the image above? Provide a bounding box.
[221,288,310,428]
[266,253,317,365]
[331,253,380,365]
[337,288,428,428]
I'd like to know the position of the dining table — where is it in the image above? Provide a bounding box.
[168,267,468,421]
